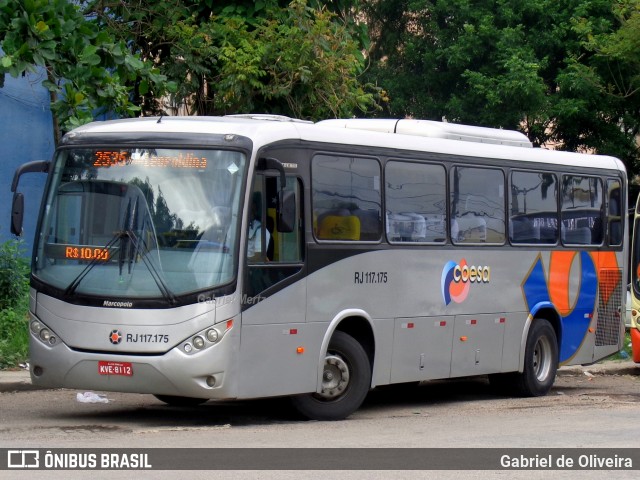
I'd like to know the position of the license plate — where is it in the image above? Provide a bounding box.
[98,361,133,376]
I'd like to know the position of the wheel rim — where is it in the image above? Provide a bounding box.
[317,354,350,400]
[532,335,553,382]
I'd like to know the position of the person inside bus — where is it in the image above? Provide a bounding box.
[247,191,272,262]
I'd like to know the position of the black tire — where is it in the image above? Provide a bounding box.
[491,319,558,397]
[518,319,558,396]
[153,395,208,407]
[291,331,371,421]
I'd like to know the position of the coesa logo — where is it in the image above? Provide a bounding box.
[441,259,491,305]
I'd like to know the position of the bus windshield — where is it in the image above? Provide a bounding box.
[34,147,246,302]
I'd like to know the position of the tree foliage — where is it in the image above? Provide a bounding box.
[0,0,174,143]
[87,0,380,120]
[0,240,29,369]
[568,0,640,168]
[4,0,640,173]
[0,240,27,311]
[364,0,640,173]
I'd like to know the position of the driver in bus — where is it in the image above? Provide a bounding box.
[247,192,271,261]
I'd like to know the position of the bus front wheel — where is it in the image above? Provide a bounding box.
[291,331,371,421]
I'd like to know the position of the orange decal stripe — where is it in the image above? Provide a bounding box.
[548,251,578,316]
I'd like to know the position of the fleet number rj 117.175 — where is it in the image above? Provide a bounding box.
[354,271,388,284]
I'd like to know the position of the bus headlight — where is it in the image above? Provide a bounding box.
[181,319,234,355]
[193,336,205,349]
[31,319,58,346]
[206,329,219,343]
[39,329,51,342]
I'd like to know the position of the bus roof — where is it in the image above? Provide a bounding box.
[317,118,533,148]
[64,115,626,173]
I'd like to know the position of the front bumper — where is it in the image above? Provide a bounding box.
[29,325,239,399]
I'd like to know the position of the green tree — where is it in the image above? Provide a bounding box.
[0,240,29,369]
[87,0,379,120]
[0,0,174,143]
[597,0,640,100]
[364,0,640,173]
[567,0,640,169]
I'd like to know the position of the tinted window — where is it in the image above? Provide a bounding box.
[313,155,382,241]
[561,175,603,245]
[451,166,505,244]
[607,178,622,247]
[510,171,558,244]
[246,175,303,297]
[385,161,446,243]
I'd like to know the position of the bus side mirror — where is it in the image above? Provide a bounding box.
[10,160,50,237]
[277,190,295,233]
[11,192,25,236]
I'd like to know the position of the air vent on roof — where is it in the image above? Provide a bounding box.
[317,119,533,148]
[225,114,313,124]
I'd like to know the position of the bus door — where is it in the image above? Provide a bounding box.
[238,173,311,397]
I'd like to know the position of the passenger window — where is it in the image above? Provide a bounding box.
[450,166,505,244]
[607,178,623,247]
[509,171,558,244]
[385,161,446,243]
[312,154,382,241]
[561,175,603,245]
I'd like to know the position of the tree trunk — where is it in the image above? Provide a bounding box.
[47,71,61,146]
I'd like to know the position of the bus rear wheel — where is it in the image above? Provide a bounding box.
[520,318,558,396]
[153,395,208,407]
[490,318,558,396]
[291,331,371,421]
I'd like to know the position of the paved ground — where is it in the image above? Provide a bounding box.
[1,360,637,393]
[0,369,40,392]
[1,359,637,480]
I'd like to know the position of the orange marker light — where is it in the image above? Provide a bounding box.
[588,327,595,333]
[296,347,305,354]
[460,336,468,342]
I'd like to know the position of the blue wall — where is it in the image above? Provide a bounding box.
[0,71,55,255]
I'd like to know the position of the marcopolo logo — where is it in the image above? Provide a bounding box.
[103,300,133,308]
[441,259,491,306]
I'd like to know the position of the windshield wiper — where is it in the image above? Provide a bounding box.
[64,194,177,306]
[62,230,177,307]
[63,229,177,306]
[63,232,122,297]
[119,195,177,305]
[117,228,177,306]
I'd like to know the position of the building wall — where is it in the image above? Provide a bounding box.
[0,71,54,255]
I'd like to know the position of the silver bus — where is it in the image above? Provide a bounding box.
[10,115,627,420]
